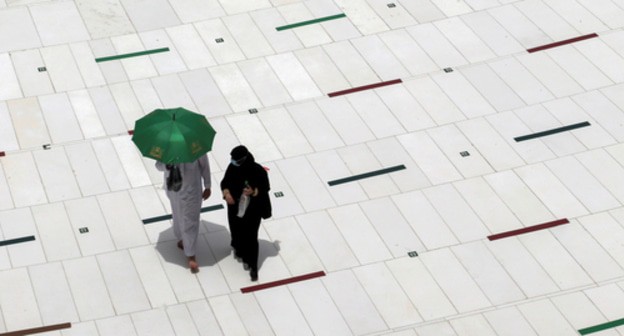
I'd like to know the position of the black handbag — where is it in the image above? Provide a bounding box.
[167,165,183,192]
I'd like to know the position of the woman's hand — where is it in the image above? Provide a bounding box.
[242,185,254,196]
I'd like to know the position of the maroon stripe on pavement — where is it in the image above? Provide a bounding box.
[128,130,134,135]
[0,322,71,336]
[488,218,570,241]
[241,271,326,293]
[328,79,402,97]
[0,151,5,157]
[527,33,598,53]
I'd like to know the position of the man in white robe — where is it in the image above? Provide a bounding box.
[156,154,211,273]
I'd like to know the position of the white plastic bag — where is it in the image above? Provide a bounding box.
[237,194,249,218]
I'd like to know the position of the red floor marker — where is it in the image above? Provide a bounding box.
[241,271,326,293]
[488,218,570,241]
[0,322,71,336]
[128,130,134,135]
[0,151,5,157]
[328,79,402,97]
[527,33,598,53]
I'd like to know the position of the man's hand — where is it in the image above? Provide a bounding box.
[202,188,211,200]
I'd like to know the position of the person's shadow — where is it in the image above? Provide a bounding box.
[155,219,281,271]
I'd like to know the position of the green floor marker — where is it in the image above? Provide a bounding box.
[95,47,170,63]
[579,317,624,335]
[276,13,347,31]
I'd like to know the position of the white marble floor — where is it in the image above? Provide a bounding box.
[1,0,624,335]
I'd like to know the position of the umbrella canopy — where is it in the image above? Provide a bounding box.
[132,107,216,164]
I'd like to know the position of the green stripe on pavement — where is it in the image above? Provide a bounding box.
[276,13,347,31]
[579,318,624,335]
[95,47,170,63]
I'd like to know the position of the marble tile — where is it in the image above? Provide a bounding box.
[323,40,380,87]
[289,279,353,335]
[338,143,401,198]
[361,197,425,257]
[397,131,462,185]
[165,304,201,336]
[583,283,624,327]
[39,93,83,144]
[91,38,129,84]
[255,287,314,336]
[286,101,344,151]
[377,29,438,77]
[457,118,525,171]
[367,0,415,29]
[67,91,106,139]
[346,91,405,139]
[452,241,525,305]
[0,7,41,53]
[333,0,388,35]
[421,248,491,312]
[449,315,497,336]
[40,45,85,93]
[96,315,138,336]
[69,42,107,87]
[514,0,578,41]
[543,97,615,149]
[226,114,282,162]
[573,91,624,142]
[0,101,19,151]
[155,239,206,300]
[546,46,613,91]
[223,13,274,58]
[0,208,46,267]
[435,17,496,63]
[294,46,350,94]
[367,137,431,192]
[484,306,539,336]
[392,190,459,250]
[111,34,158,80]
[401,0,445,23]
[307,150,369,206]
[428,124,494,178]
[386,258,456,321]
[266,52,322,101]
[515,163,589,218]
[575,39,624,84]
[62,321,99,336]
[486,111,556,164]
[552,221,624,282]
[91,138,131,191]
[30,1,89,45]
[170,0,223,22]
[315,97,375,145]
[130,79,163,114]
[250,8,303,53]
[186,300,224,335]
[296,210,360,270]
[461,11,524,56]
[194,236,232,297]
[351,35,410,80]
[375,82,435,133]
[0,162,14,211]
[433,71,496,119]
[195,19,246,64]
[1,152,47,207]
[576,149,624,205]
[209,64,260,113]
[32,148,80,202]
[166,24,216,70]
[64,256,115,321]
[518,299,578,335]
[75,0,134,39]
[29,262,79,324]
[414,321,457,336]
[576,0,624,29]
[488,4,553,48]
[353,262,422,328]
[429,0,472,16]
[406,23,468,68]
[403,77,466,125]
[238,58,292,108]
[582,212,624,270]
[520,231,593,290]
[31,202,81,261]
[97,250,151,314]
[0,268,41,331]
[552,291,620,334]
[259,107,313,157]
[11,49,54,97]
[328,204,393,264]
[276,156,335,211]
[97,191,149,249]
[64,197,115,256]
[423,183,490,241]
[460,64,525,112]
[229,292,275,336]
[110,135,151,188]
[7,97,51,150]
[150,74,197,111]
[88,87,128,135]
[307,1,360,42]
[0,53,21,101]
[263,217,324,275]
[139,30,187,75]
[489,57,554,105]
[132,308,176,336]
[120,0,180,31]
[543,0,607,34]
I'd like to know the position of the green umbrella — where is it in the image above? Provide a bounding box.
[131,107,216,164]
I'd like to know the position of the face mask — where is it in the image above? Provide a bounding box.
[231,156,247,166]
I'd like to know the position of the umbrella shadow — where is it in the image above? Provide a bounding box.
[155,219,281,271]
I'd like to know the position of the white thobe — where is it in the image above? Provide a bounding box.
[156,154,211,257]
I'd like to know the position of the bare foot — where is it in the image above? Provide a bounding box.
[188,256,199,273]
